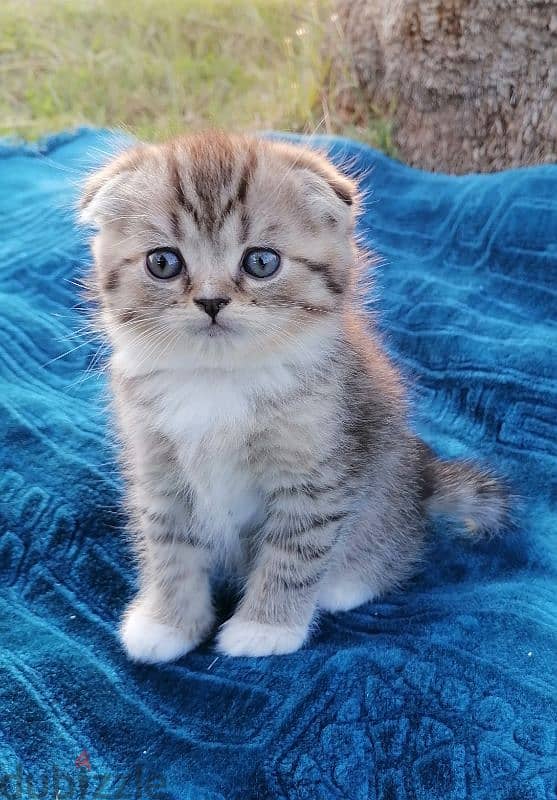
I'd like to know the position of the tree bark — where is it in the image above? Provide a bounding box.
[335,0,557,173]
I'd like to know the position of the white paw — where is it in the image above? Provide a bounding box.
[120,601,210,664]
[318,577,376,613]
[216,617,308,657]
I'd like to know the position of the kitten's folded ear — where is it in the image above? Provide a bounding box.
[78,145,149,227]
[304,152,358,209]
[274,142,359,213]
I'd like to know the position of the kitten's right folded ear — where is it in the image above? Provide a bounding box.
[78,145,148,227]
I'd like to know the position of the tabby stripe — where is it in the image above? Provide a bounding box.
[292,256,344,295]
[102,255,139,292]
[293,511,347,532]
[279,539,335,560]
[118,309,137,324]
[240,209,250,242]
[171,157,200,226]
[269,511,347,541]
[237,148,257,205]
[278,572,324,592]
[269,482,340,502]
[169,208,182,240]
[219,196,235,225]
[102,268,120,292]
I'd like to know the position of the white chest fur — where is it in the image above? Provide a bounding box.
[119,358,300,555]
[159,371,262,538]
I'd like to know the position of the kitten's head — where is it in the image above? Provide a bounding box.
[80,132,360,370]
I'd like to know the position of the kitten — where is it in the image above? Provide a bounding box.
[80,132,508,661]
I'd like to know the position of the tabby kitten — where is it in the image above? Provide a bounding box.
[80,132,507,661]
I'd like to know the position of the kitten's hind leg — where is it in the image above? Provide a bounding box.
[317,570,379,613]
[318,502,427,614]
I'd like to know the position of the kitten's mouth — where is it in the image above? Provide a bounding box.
[207,324,227,337]
[194,321,232,337]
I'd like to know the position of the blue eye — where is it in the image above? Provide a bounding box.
[241,248,281,279]
[146,248,184,279]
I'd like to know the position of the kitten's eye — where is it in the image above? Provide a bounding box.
[146,248,184,280]
[241,248,281,279]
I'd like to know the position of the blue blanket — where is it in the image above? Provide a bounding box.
[1,129,556,800]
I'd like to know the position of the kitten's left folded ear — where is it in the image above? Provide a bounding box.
[306,153,358,209]
[78,145,150,227]
[275,142,359,215]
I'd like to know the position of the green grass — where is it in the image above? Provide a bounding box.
[0,0,394,152]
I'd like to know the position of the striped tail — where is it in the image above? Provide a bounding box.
[420,443,510,535]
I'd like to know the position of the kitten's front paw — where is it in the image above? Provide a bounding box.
[216,617,308,657]
[120,601,212,664]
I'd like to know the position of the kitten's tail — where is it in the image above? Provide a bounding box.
[419,443,510,535]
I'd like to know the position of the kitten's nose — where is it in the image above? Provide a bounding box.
[194,296,230,322]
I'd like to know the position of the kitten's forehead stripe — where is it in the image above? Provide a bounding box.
[237,147,257,206]
[240,209,250,243]
[220,197,234,221]
[167,138,260,240]
[171,156,187,208]
[170,153,199,227]
[187,133,236,237]
[169,209,182,241]
[215,147,258,237]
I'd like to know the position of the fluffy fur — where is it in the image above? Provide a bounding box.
[80,132,508,661]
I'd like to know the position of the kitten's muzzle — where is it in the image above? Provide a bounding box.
[194,297,230,323]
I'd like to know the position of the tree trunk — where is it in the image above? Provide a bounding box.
[335,0,557,173]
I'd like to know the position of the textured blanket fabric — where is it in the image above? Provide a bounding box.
[0,129,556,800]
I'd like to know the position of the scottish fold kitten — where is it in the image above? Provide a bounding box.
[80,132,507,661]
